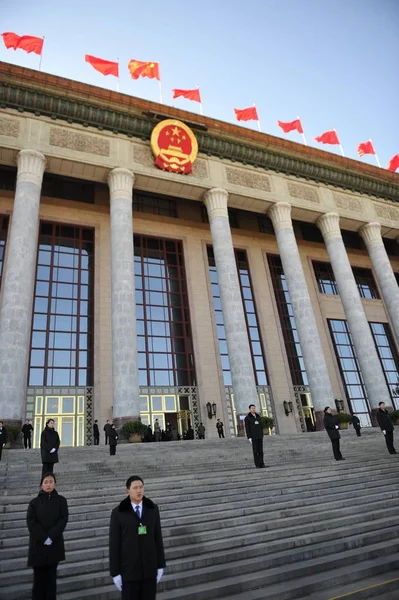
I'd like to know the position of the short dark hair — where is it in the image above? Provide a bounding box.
[46,418,55,426]
[126,475,144,489]
[0,421,3,425]
[379,401,385,406]
[249,404,255,409]
[95,419,98,423]
[324,406,330,413]
[40,472,56,485]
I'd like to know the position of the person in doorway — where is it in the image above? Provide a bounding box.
[166,423,172,441]
[40,419,60,477]
[324,407,345,461]
[198,423,206,439]
[154,419,161,442]
[0,421,7,461]
[216,419,225,438]
[351,414,361,437]
[109,424,118,456]
[376,402,396,454]
[245,404,266,468]
[104,420,111,445]
[22,419,34,449]
[186,426,194,440]
[27,472,69,600]
[109,475,166,600]
[93,420,100,445]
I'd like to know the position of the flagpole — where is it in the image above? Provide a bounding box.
[254,102,261,132]
[116,57,120,93]
[370,138,381,168]
[38,36,44,71]
[198,84,203,116]
[335,128,345,157]
[298,115,307,145]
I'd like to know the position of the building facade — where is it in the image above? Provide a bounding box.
[0,61,398,444]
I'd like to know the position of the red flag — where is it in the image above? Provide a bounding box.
[1,32,43,55]
[172,88,201,103]
[85,55,119,77]
[314,130,340,145]
[128,59,160,80]
[387,154,399,172]
[277,119,303,134]
[234,106,259,122]
[357,140,376,157]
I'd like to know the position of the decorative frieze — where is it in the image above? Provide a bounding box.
[192,158,209,179]
[133,144,153,167]
[49,127,110,156]
[287,181,319,203]
[374,203,399,222]
[226,166,271,192]
[0,117,20,138]
[333,192,363,214]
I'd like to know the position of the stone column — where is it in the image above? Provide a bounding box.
[317,213,391,412]
[0,149,46,426]
[268,202,335,427]
[108,168,140,426]
[203,188,258,421]
[359,222,399,346]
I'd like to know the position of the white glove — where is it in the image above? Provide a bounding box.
[44,537,52,546]
[335,426,339,429]
[157,568,164,584]
[113,575,122,591]
[248,438,252,443]
[50,448,56,454]
[383,430,386,435]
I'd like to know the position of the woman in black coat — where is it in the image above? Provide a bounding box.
[324,406,345,461]
[109,424,118,456]
[27,472,69,600]
[40,419,60,477]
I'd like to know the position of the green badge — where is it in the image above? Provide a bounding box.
[254,420,259,425]
[138,525,147,535]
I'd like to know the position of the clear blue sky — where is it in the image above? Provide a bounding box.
[1,0,398,167]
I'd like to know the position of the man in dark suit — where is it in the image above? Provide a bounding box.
[21,419,34,449]
[351,414,361,437]
[93,420,100,445]
[109,475,166,600]
[103,420,111,445]
[0,421,6,461]
[324,407,345,461]
[245,404,266,468]
[376,402,396,455]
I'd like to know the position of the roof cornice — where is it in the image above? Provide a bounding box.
[0,62,398,202]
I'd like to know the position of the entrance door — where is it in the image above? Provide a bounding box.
[300,393,316,432]
[33,394,85,448]
[165,413,179,440]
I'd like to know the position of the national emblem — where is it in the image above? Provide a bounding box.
[150,119,198,175]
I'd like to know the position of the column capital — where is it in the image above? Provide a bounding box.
[317,212,341,241]
[268,202,292,231]
[358,222,383,249]
[203,188,228,219]
[107,168,135,200]
[16,149,46,187]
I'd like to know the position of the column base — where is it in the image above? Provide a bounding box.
[314,411,325,432]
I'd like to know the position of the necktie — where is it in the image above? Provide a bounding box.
[135,506,141,520]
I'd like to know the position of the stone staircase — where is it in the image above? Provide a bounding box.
[0,429,399,599]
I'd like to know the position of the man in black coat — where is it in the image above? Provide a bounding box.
[109,475,166,600]
[324,407,345,461]
[93,420,100,445]
[40,419,60,477]
[108,424,118,456]
[376,402,396,455]
[245,404,266,468]
[22,418,34,449]
[216,419,225,438]
[104,420,111,445]
[351,414,361,437]
[27,472,69,600]
[0,421,6,461]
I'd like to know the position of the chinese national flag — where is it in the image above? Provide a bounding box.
[1,32,43,55]
[85,55,119,77]
[357,140,376,157]
[387,154,399,172]
[172,88,201,103]
[128,59,160,80]
[314,130,340,145]
[234,106,259,122]
[277,119,303,134]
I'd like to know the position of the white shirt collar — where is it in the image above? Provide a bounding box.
[131,501,143,513]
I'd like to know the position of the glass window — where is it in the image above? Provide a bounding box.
[46,397,59,414]
[370,322,399,408]
[353,267,380,299]
[62,397,74,413]
[312,261,338,295]
[28,223,94,387]
[133,192,177,218]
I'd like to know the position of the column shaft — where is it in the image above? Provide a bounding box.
[204,188,258,417]
[360,222,399,346]
[108,168,139,424]
[318,213,391,411]
[268,203,335,424]
[0,150,46,424]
